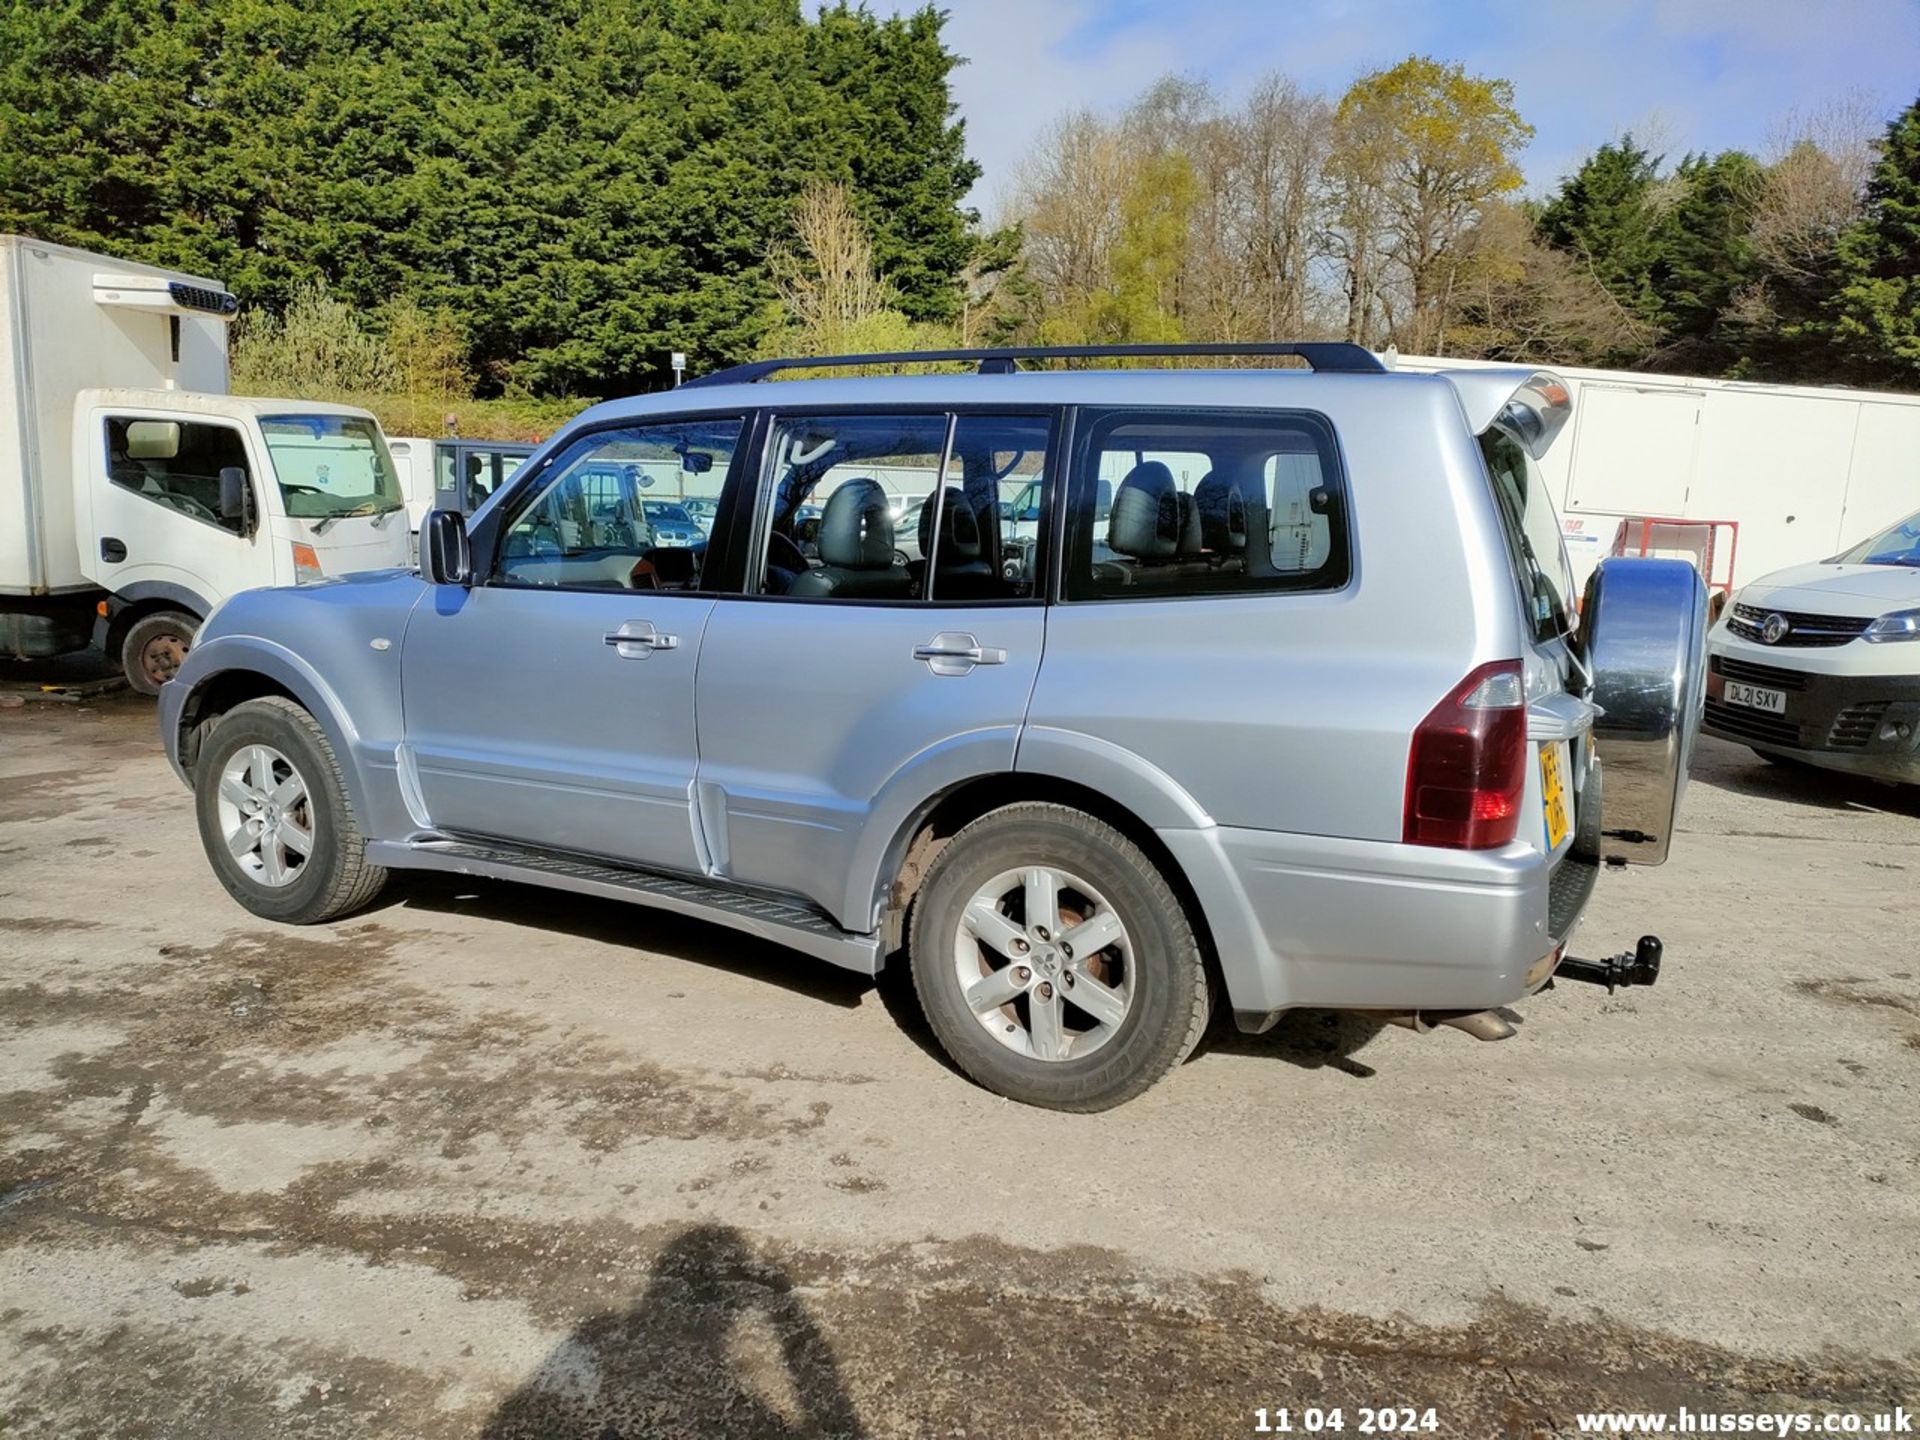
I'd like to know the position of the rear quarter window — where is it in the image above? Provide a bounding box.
[1063,408,1350,601]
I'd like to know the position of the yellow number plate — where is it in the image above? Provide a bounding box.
[1541,741,1571,851]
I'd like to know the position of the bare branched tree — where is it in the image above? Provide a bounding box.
[1750,94,1879,282]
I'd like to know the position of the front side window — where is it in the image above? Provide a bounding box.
[1064,409,1349,600]
[1480,426,1576,641]
[105,416,252,536]
[1837,506,1920,568]
[259,414,403,522]
[495,418,740,590]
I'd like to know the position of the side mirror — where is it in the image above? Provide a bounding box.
[217,466,256,534]
[422,508,473,586]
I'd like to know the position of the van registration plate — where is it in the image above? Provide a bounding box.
[1541,742,1571,851]
[1723,680,1786,714]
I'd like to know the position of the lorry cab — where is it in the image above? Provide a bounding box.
[1,235,412,692]
[387,436,535,536]
[76,390,411,689]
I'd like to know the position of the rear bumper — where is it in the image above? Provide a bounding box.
[1703,650,1920,783]
[1162,824,1572,1019]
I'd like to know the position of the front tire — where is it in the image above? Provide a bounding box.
[908,803,1211,1111]
[121,610,199,695]
[192,697,388,923]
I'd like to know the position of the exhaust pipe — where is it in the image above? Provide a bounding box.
[1556,935,1663,993]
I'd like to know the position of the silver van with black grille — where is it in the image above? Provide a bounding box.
[160,343,1706,1110]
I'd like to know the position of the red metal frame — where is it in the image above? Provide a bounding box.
[1610,516,1741,602]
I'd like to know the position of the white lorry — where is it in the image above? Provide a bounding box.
[1392,353,1920,596]
[2,236,410,692]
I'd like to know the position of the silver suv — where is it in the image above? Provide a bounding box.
[159,343,1706,1110]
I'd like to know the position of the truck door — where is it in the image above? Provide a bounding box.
[80,406,273,612]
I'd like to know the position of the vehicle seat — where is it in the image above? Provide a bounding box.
[787,478,912,599]
[1193,470,1251,569]
[1099,462,1203,584]
[919,486,997,598]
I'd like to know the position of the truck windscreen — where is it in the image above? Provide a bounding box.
[260,415,404,521]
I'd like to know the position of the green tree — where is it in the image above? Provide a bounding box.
[0,0,982,396]
[1330,56,1533,350]
[1831,95,1920,383]
[1648,150,1763,369]
[1536,136,1665,330]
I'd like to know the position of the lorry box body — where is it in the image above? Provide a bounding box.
[2,236,231,596]
[1393,353,1920,589]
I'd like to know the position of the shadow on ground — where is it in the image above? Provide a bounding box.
[1689,740,1920,818]
[387,872,873,1010]
[481,1224,865,1440]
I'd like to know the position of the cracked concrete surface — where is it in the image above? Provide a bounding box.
[1,693,1916,1436]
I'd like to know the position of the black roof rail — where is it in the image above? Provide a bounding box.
[679,341,1386,389]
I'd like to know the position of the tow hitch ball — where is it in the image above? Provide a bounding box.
[1556,935,1663,993]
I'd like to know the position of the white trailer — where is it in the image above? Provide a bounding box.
[1392,353,1920,594]
[2,236,411,690]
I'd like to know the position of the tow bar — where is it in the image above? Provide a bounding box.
[1556,935,1663,993]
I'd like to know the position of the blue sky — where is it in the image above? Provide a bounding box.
[842,0,1920,216]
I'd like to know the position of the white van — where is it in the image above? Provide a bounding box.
[1,236,411,691]
[1704,506,1920,784]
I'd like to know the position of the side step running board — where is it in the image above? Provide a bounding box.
[365,839,884,977]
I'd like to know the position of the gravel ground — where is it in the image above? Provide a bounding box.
[1,692,1915,1437]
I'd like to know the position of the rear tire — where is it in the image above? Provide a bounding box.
[121,610,199,695]
[908,803,1210,1111]
[192,696,387,924]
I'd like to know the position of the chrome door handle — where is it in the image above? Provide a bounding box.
[912,631,1006,676]
[603,621,678,658]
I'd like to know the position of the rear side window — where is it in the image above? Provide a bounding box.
[1479,427,1575,642]
[1063,409,1348,600]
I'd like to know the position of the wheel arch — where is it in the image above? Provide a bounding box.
[103,584,208,659]
[169,639,369,819]
[871,770,1224,1003]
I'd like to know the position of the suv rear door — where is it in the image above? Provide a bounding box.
[692,410,1055,927]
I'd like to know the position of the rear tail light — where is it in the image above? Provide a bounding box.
[1404,660,1527,849]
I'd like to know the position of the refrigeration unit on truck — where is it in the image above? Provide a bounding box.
[1,236,411,692]
[1391,353,1920,596]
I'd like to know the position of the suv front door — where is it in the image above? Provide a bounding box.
[399,417,744,874]
[692,411,1055,928]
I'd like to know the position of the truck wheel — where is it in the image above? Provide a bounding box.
[908,803,1211,1111]
[121,611,199,695]
[192,696,388,924]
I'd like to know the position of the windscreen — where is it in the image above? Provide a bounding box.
[1835,507,1920,567]
[260,415,404,521]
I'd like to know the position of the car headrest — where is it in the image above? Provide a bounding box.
[917,486,982,562]
[1107,462,1199,559]
[124,420,181,461]
[817,478,896,569]
[1193,470,1248,554]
